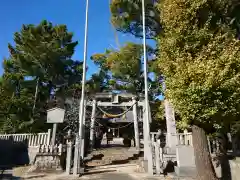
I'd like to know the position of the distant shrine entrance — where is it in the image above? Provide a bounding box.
[78,92,148,168]
[61,92,152,171]
[86,92,147,150]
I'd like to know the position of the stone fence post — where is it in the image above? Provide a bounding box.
[66,140,73,175]
[47,129,51,145]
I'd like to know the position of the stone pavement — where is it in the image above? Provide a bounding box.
[20,172,170,180]
[9,164,195,180]
[20,172,195,180]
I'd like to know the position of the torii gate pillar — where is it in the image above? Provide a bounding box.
[90,99,97,149]
[132,97,140,149]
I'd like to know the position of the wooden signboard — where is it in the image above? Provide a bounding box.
[47,107,65,124]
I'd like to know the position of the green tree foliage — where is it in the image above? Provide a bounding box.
[109,0,164,127]
[91,42,164,127]
[0,20,82,133]
[4,20,81,87]
[157,0,240,178]
[157,0,240,133]
[85,70,111,95]
[91,42,162,97]
[110,0,160,39]
[109,0,162,77]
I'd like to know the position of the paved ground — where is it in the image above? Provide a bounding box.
[0,156,195,180]
[20,172,169,180]
[1,169,194,180]
[2,164,195,180]
[73,173,139,180]
[1,170,21,180]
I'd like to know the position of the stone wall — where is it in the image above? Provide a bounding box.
[28,147,40,164]
[0,139,30,167]
[176,145,240,179]
[32,155,62,172]
[230,158,240,180]
[0,139,63,169]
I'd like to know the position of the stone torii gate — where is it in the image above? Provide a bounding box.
[83,93,177,174]
[86,93,147,150]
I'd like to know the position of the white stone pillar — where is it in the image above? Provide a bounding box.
[73,135,80,175]
[47,129,51,145]
[90,99,97,149]
[143,102,153,163]
[143,104,149,160]
[132,97,140,149]
[81,99,87,159]
[164,99,178,151]
[51,123,58,145]
[66,140,73,175]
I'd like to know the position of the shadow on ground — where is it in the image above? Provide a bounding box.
[0,138,30,180]
[0,172,21,180]
[84,169,116,175]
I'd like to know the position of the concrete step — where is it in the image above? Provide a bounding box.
[85,147,141,168]
[163,154,176,158]
[87,159,112,166]
[102,155,129,161]
[162,154,176,162]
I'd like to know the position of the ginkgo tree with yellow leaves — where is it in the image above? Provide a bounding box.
[157,0,240,179]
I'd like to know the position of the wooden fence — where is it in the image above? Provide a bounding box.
[150,131,231,155]
[0,129,51,147]
[150,130,193,146]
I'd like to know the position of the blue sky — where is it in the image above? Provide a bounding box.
[0,0,154,78]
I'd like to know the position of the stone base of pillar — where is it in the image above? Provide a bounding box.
[79,167,85,174]
[141,160,148,173]
[166,147,177,155]
[33,155,62,172]
[174,166,197,178]
[166,133,178,154]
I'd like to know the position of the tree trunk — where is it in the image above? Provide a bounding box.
[192,125,218,180]
[218,133,231,180]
